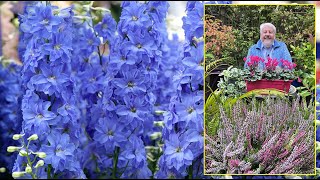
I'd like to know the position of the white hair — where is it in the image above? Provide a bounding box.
[260,23,276,34]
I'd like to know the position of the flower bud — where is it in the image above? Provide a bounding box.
[37,152,46,159]
[19,149,28,157]
[0,167,6,173]
[316,142,320,152]
[155,110,166,115]
[150,132,162,140]
[7,146,19,153]
[12,172,25,178]
[12,134,22,140]
[27,134,38,141]
[25,166,32,173]
[35,160,44,168]
[153,121,164,127]
[13,18,19,27]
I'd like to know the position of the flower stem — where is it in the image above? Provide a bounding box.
[47,164,52,179]
[25,140,36,179]
[188,164,193,179]
[112,147,120,179]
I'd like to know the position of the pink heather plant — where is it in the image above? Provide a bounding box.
[205,96,314,174]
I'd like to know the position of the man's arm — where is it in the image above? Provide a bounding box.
[244,46,253,68]
[282,43,292,63]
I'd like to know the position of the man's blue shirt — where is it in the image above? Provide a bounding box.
[244,39,292,68]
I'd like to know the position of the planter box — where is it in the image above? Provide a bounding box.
[246,79,293,93]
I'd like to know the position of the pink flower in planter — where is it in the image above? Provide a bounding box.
[246,55,264,68]
[265,57,278,71]
[280,59,296,70]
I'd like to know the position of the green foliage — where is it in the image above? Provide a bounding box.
[290,42,315,98]
[204,91,221,137]
[205,90,235,137]
[205,5,315,68]
[295,71,315,98]
[204,55,223,79]
[291,42,315,75]
[243,67,296,82]
[217,66,246,99]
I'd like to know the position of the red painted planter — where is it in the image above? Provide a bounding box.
[246,79,293,93]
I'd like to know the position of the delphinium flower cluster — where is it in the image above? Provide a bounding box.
[0,62,23,177]
[205,96,315,175]
[154,1,206,178]
[78,1,172,178]
[13,2,85,178]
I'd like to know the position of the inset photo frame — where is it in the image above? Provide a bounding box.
[204,4,316,176]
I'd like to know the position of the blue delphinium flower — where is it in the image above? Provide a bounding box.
[175,92,204,124]
[22,93,57,134]
[113,65,147,96]
[42,34,72,61]
[164,133,194,171]
[93,118,128,148]
[29,63,70,96]
[120,2,150,30]
[94,13,117,44]
[41,131,77,172]
[20,4,62,38]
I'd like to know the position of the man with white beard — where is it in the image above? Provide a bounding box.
[244,23,292,69]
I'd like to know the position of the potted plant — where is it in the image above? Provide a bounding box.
[243,56,296,93]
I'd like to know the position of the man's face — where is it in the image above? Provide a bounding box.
[260,26,275,48]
